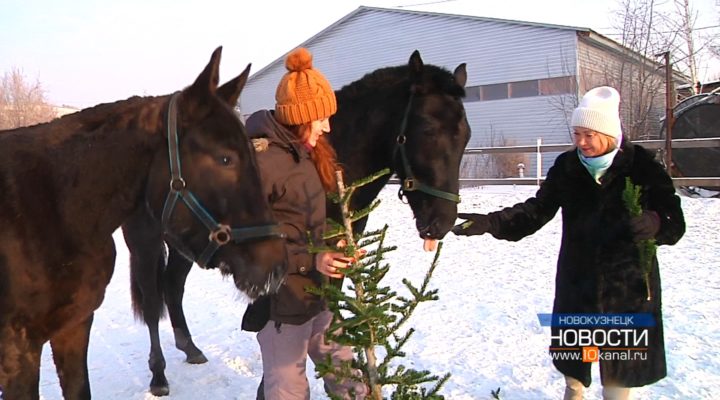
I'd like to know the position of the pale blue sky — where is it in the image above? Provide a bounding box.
[1,0,717,108]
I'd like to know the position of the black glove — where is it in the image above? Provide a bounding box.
[630,210,660,241]
[452,213,491,236]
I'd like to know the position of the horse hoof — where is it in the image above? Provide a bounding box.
[150,385,170,397]
[186,352,208,364]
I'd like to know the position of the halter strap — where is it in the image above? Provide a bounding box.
[394,91,461,204]
[160,92,283,268]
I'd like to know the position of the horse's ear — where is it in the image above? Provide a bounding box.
[187,46,222,97]
[217,63,251,107]
[408,50,424,81]
[454,63,467,87]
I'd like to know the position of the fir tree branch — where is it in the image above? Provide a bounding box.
[350,200,382,223]
[348,168,392,188]
[312,169,450,399]
[622,177,658,301]
[335,170,383,399]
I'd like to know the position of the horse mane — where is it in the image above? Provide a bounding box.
[336,63,465,102]
[67,96,166,133]
[337,66,407,100]
[0,96,168,143]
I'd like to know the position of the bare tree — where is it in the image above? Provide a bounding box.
[544,49,581,142]
[705,3,720,79]
[599,0,674,140]
[661,0,704,92]
[0,67,56,130]
[619,0,719,88]
[460,125,528,179]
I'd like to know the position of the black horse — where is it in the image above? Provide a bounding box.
[0,47,286,400]
[124,50,470,396]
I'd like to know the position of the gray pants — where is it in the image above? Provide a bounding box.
[257,310,368,400]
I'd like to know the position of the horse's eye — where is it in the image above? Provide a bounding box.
[216,155,233,166]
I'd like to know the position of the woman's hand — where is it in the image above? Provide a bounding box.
[630,210,661,241]
[316,240,367,278]
[316,251,354,279]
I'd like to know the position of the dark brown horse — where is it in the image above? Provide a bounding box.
[0,47,286,400]
[123,50,470,396]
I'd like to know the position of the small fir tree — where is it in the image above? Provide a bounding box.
[622,177,658,300]
[308,169,450,399]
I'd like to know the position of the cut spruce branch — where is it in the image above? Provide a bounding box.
[307,169,450,399]
[622,177,657,301]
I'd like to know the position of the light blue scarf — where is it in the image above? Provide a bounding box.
[578,148,619,184]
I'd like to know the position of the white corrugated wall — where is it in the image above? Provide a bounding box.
[240,7,581,176]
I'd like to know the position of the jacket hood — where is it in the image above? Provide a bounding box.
[246,109,305,159]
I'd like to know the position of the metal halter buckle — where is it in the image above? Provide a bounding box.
[209,224,232,245]
[169,177,186,192]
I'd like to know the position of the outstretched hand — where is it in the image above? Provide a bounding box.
[452,213,491,236]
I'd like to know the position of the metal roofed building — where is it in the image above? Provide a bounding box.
[240,6,685,178]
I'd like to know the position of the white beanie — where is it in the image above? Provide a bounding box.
[571,86,622,140]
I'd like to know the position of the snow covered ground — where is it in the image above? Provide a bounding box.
[37,185,719,399]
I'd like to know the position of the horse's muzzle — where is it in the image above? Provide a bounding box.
[416,219,451,240]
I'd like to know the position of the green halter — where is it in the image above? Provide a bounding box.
[394,91,461,204]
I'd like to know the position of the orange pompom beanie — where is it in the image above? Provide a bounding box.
[274,48,337,126]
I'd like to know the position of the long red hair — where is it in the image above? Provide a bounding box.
[291,123,342,193]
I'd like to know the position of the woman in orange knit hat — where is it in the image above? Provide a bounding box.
[241,47,368,399]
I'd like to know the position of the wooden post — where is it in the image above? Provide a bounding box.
[536,138,542,187]
[662,51,675,174]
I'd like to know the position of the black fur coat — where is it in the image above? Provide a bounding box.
[485,139,685,387]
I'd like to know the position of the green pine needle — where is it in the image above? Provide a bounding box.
[312,169,451,399]
[622,177,658,300]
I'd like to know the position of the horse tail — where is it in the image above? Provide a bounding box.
[130,244,167,322]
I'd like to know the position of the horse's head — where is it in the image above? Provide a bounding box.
[395,50,470,241]
[146,47,286,299]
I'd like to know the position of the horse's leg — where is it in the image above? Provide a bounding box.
[122,212,170,396]
[132,240,170,396]
[0,333,43,400]
[164,248,207,364]
[49,315,93,400]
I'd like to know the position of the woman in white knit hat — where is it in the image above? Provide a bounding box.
[452,86,685,399]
